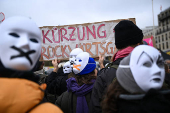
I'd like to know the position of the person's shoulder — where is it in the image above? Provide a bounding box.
[98,65,117,77]
[96,67,117,85]
[57,91,70,100]
[55,91,70,106]
[30,102,63,113]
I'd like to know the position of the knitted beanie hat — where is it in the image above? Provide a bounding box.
[73,52,96,75]
[114,20,143,49]
[79,57,96,75]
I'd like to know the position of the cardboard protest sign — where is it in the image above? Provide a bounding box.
[40,18,136,61]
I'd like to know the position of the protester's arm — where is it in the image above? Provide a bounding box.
[55,92,64,107]
[46,59,59,94]
[55,91,70,113]
[46,73,59,94]
[99,55,105,69]
[52,59,59,72]
[46,59,59,83]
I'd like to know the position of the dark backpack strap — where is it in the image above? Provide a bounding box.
[110,65,118,69]
[105,63,113,68]
[105,64,118,83]
[105,62,118,69]
[110,65,118,83]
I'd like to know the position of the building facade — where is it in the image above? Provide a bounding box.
[142,7,170,52]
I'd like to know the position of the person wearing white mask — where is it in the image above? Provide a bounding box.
[63,61,72,74]
[56,52,97,113]
[46,60,72,102]
[69,48,83,67]
[0,16,63,113]
[46,48,83,99]
[102,45,170,113]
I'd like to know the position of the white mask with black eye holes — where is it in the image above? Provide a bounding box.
[0,16,41,71]
[73,52,89,74]
[129,45,165,92]
[63,61,72,74]
[69,48,83,67]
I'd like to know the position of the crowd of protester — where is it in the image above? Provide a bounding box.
[0,16,170,113]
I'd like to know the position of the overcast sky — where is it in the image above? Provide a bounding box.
[0,0,170,29]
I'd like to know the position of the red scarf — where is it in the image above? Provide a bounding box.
[112,46,134,62]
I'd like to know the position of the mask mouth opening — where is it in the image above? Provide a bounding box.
[152,78,161,82]
[70,62,74,65]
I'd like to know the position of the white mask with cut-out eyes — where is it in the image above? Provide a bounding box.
[73,52,89,74]
[0,16,41,71]
[69,48,83,67]
[130,45,165,92]
[63,61,72,74]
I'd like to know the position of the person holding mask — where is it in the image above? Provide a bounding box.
[46,60,72,102]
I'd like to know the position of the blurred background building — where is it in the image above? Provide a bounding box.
[142,7,170,54]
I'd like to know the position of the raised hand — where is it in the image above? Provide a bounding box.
[99,55,105,69]
[52,59,58,72]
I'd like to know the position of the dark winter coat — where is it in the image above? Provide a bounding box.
[117,89,170,113]
[89,58,123,113]
[55,91,92,113]
[46,71,69,97]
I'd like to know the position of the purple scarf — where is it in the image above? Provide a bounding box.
[67,77,95,113]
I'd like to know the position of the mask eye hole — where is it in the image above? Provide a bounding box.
[30,38,38,43]
[157,60,164,67]
[67,67,70,68]
[9,33,20,38]
[143,62,152,67]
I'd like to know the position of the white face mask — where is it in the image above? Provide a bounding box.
[0,16,41,71]
[63,61,72,74]
[130,45,165,92]
[73,52,89,74]
[69,48,83,67]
